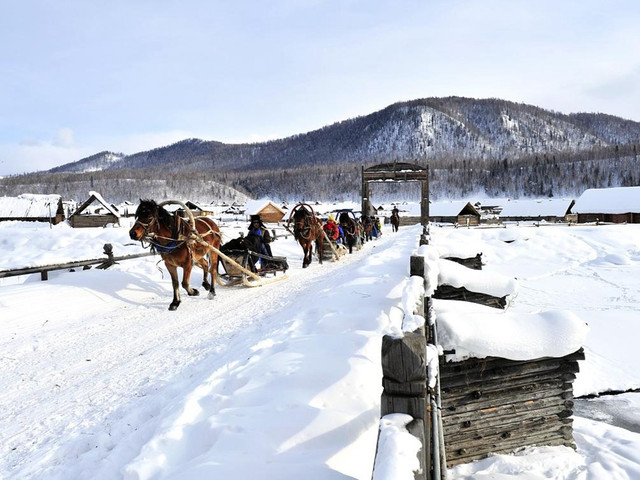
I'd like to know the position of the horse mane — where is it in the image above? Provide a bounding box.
[338,212,352,224]
[137,199,177,236]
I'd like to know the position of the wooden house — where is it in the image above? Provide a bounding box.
[572,186,640,223]
[69,191,120,228]
[0,194,65,224]
[429,201,481,226]
[247,200,286,223]
[499,198,575,223]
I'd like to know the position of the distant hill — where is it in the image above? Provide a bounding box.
[2,97,639,202]
[49,151,126,174]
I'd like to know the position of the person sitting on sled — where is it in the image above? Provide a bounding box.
[247,214,273,257]
[323,215,341,242]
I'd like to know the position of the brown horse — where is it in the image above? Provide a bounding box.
[288,203,324,268]
[129,199,221,310]
[362,216,373,241]
[390,212,400,232]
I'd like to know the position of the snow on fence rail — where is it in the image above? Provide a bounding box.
[372,227,587,480]
[0,243,153,281]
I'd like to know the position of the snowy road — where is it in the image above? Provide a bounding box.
[1,223,419,479]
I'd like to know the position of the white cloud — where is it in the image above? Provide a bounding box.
[53,128,75,147]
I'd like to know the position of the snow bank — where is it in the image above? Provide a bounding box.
[401,276,425,333]
[438,258,518,298]
[435,300,589,361]
[372,414,422,480]
[414,245,439,296]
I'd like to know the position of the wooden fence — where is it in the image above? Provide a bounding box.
[373,228,584,479]
[0,244,153,281]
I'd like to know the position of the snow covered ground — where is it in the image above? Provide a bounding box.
[1,213,640,479]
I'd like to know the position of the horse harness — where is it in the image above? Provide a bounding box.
[138,212,218,255]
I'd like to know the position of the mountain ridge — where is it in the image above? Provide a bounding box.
[1,96,638,203]
[51,96,640,175]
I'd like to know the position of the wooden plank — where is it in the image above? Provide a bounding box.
[381,333,427,384]
[433,285,506,308]
[444,254,483,270]
[380,393,426,419]
[0,250,154,280]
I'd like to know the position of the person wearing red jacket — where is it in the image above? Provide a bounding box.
[323,215,340,241]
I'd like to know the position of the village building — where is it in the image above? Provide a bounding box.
[571,186,640,224]
[68,191,120,228]
[245,200,286,223]
[0,194,65,224]
[429,201,481,226]
[498,198,575,223]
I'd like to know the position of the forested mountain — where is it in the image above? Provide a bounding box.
[2,97,639,203]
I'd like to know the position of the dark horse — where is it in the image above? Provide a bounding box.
[288,203,324,268]
[390,212,400,232]
[362,216,373,242]
[338,211,359,254]
[129,199,221,310]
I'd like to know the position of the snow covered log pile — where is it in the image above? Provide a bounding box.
[374,235,588,479]
[439,348,584,466]
[425,243,589,469]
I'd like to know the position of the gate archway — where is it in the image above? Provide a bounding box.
[361,162,429,226]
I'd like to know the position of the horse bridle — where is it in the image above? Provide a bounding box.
[134,215,158,239]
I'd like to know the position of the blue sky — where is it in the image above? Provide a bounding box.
[1,0,639,175]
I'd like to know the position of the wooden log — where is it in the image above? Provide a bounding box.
[441,397,574,426]
[444,254,483,270]
[442,384,573,414]
[439,357,581,387]
[444,416,572,444]
[447,431,575,466]
[410,255,426,279]
[439,350,585,377]
[443,403,573,434]
[433,285,506,308]
[442,371,575,400]
[446,421,573,453]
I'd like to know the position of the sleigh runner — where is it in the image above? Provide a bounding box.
[217,237,289,287]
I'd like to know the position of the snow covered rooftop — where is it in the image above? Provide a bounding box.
[499,198,574,217]
[0,194,61,218]
[572,186,640,214]
[430,201,478,217]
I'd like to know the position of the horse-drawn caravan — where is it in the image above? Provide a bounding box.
[129,199,288,310]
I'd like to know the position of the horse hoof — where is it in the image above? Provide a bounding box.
[189,289,200,297]
[169,302,180,311]
[303,264,308,269]
[207,291,216,300]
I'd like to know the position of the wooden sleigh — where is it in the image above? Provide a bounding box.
[217,243,289,287]
[160,200,289,288]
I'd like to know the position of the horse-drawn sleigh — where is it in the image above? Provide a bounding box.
[129,199,288,310]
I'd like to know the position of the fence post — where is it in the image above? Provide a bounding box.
[380,332,427,480]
